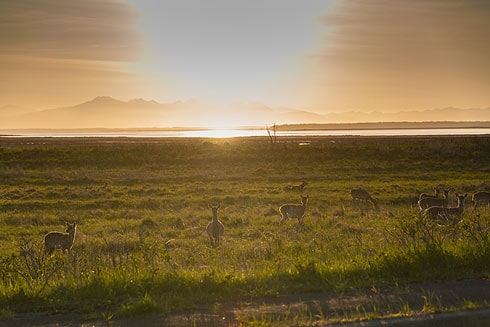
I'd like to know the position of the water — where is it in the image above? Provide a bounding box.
[278,128,490,137]
[2,128,490,138]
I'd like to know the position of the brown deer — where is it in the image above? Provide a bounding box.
[351,188,378,209]
[417,188,450,215]
[472,191,490,209]
[284,181,308,192]
[44,222,77,255]
[206,204,224,246]
[423,193,467,225]
[419,186,442,201]
[279,195,308,224]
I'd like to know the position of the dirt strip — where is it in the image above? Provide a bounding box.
[2,279,489,326]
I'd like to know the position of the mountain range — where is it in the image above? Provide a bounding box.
[1,96,490,129]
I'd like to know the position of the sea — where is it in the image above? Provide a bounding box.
[1,127,490,138]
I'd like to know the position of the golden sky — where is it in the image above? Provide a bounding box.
[1,0,490,114]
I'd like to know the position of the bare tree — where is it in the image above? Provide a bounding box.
[266,123,277,145]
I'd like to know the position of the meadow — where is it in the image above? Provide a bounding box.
[0,135,489,324]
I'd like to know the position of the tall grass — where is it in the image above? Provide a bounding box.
[0,136,489,316]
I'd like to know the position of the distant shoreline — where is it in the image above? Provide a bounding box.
[274,121,490,131]
[1,121,490,134]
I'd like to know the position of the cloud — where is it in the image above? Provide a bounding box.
[322,0,490,67]
[0,0,144,107]
[0,0,141,61]
[313,0,490,111]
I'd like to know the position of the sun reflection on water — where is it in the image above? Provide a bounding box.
[180,129,266,138]
[3,127,490,138]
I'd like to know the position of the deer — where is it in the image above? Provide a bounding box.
[423,193,467,225]
[206,204,224,247]
[472,191,490,209]
[417,188,450,215]
[279,195,308,224]
[419,186,442,201]
[350,188,378,209]
[44,222,77,256]
[284,181,308,192]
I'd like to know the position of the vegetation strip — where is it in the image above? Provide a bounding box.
[0,136,488,324]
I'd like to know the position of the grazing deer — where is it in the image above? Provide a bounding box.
[424,193,467,225]
[417,188,450,215]
[419,187,441,201]
[279,195,308,224]
[284,181,308,192]
[472,191,490,209]
[206,204,224,247]
[44,222,77,255]
[351,188,378,209]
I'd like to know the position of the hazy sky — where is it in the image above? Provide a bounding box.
[1,0,490,114]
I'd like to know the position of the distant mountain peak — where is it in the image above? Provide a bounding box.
[129,98,159,105]
[70,96,126,110]
[89,96,120,103]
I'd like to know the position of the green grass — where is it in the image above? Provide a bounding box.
[0,136,489,319]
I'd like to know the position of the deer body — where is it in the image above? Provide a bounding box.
[351,188,378,208]
[284,181,308,192]
[206,204,224,246]
[418,188,450,214]
[44,222,77,255]
[424,193,467,224]
[472,191,490,209]
[419,187,441,201]
[279,195,308,224]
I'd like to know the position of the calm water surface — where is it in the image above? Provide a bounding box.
[3,128,490,138]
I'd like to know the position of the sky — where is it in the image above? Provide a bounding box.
[1,0,490,117]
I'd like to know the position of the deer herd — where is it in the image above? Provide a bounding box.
[43,184,490,253]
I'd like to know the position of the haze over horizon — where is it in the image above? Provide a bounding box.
[1,0,490,128]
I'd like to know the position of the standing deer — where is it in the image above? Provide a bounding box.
[423,193,467,225]
[279,195,308,224]
[472,191,490,209]
[44,222,77,255]
[419,187,441,201]
[417,188,450,215]
[206,204,224,247]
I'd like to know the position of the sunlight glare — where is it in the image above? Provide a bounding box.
[182,129,265,138]
[128,0,331,104]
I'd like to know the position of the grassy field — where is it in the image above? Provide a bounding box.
[0,135,489,324]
